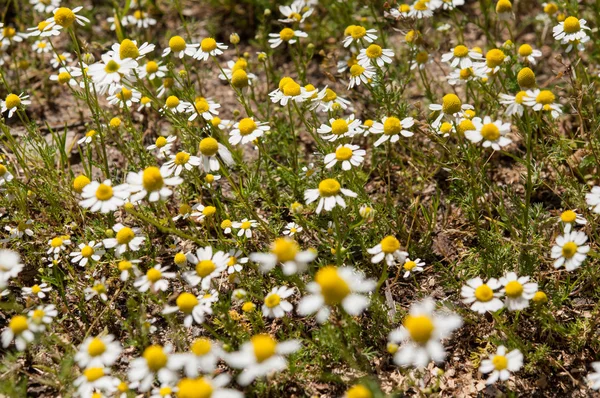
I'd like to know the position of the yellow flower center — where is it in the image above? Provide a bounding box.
[146,268,162,283]
[88,337,107,356]
[251,334,277,362]
[453,45,469,58]
[174,151,190,165]
[174,252,187,265]
[104,60,120,73]
[350,25,367,39]
[486,49,505,68]
[415,51,429,64]
[37,21,50,31]
[54,7,76,28]
[95,183,114,201]
[201,37,217,52]
[492,355,508,370]
[205,174,215,184]
[563,16,581,33]
[199,137,219,156]
[459,68,473,80]
[191,338,211,356]
[327,120,349,137]
[403,315,434,344]
[561,210,577,223]
[315,266,351,305]
[515,91,527,104]
[133,10,144,19]
[51,237,63,248]
[5,94,21,109]
[159,387,172,396]
[57,71,71,84]
[191,99,209,115]
[81,245,94,258]
[365,44,382,59]
[335,146,353,161]
[241,221,252,229]
[536,90,555,105]
[350,64,365,77]
[347,385,372,398]
[380,235,400,253]
[265,293,281,308]
[441,93,462,114]
[505,281,523,298]
[32,309,45,321]
[84,367,105,382]
[496,0,512,13]
[271,237,299,262]
[116,87,133,101]
[474,284,494,302]
[163,78,174,89]
[403,261,416,271]
[282,81,301,96]
[279,28,295,41]
[533,291,548,303]
[119,39,139,59]
[169,36,186,52]
[221,219,232,229]
[110,117,122,128]
[481,123,501,141]
[383,117,402,135]
[143,345,168,372]
[154,137,167,148]
[176,292,199,313]
[142,166,164,192]
[165,95,180,109]
[231,69,248,88]
[9,315,28,334]
[116,227,135,245]
[291,12,302,21]
[92,283,106,294]
[145,61,159,74]
[238,118,257,136]
[118,260,132,271]
[177,378,213,398]
[31,284,41,294]
[518,44,533,57]
[562,241,577,258]
[321,89,337,103]
[73,175,90,192]
[517,67,536,88]
[196,260,216,277]
[544,3,558,15]
[318,178,341,196]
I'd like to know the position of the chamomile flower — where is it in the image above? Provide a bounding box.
[250,237,316,275]
[137,60,168,80]
[0,250,22,287]
[464,116,512,150]
[279,3,313,23]
[75,335,123,368]
[4,219,34,240]
[324,144,365,171]
[479,346,523,384]
[388,298,462,368]
[402,258,425,278]
[357,44,394,67]
[198,137,234,171]
[150,383,176,398]
[499,91,527,117]
[117,259,141,281]
[30,0,61,13]
[305,178,357,214]
[47,235,71,255]
[171,338,222,376]
[553,16,590,44]
[262,286,295,318]
[127,10,157,28]
[368,236,408,266]
[586,186,600,214]
[27,20,62,37]
[522,89,562,119]
[499,272,538,311]
[517,44,542,65]
[268,28,308,48]
[174,375,242,398]
[188,97,220,121]
[232,218,258,238]
[495,0,513,20]
[127,345,178,392]
[134,265,176,293]
[1,93,31,118]
[0,163,14,185]
[441,45,483,69]
[312,87,351,112]
[161,35,198,58]
[317,115,362,141]
[559,210,586,233]
[429,93,473,128]
[107,39,155,61]
[79,180,130,213]
[348,63,376,89]
[270,79,307,106]
[73,367,119,398]
[342,25,378,48]
[225,334,301,386]
[225,249,248,274]
[27,304,57,332]
[409,1,434,18]
[0,25,25,49]
[446,67,486,85]
[479,48,507,74]
[430,0,465,10]
[551,230,589,271]
[47,6,90,29]
[69,241,105,267]
[229,117,270,145]
[22,283,52,299]
[85,277,109,301]
[183,246,228,289]
[87,54,138,95]
[127,166,183,202]
[103,224,146,256]
[51,52,72,68]
[372,116,415,146]
[283,222,303,236]
[161,95,191,114]
[162,292,212,327]
[1,315,34,350]
[107,86,142,108]
[147,135,177,158]
[461,277,504,313]
[218,59,257,85]
[410,50,432,70]
[190,203,217,222]
[32,39,51,53]
[298,265,376,323]
[588,363,600,390]
[194,38,227,61]
[50,66,83,87]
[161,152,201,176]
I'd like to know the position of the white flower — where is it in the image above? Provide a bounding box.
[134,264,176,293]
[174,375,242,398]
[1,93,32,118]
[317,115,362,141]
[225,249,248,274]
[47,236,71,255]
[262,286,295,318]
[342,26,377,48]
[188,97,221,122]
[85,278,109,301]
[161,151,201,177]
[127,10,157,28]
[1,315,34,351]
[348,63,376,89]
[127,345,178,392]
[229,117,270,145]
[27,304,57,332]
[161,95,191,114]
[283,222,303,236]
[464,116,512,151]
[551,230,589,271]
[499,91,526,117]
[22,283,51,299]
[4,219,34,240]
[162,292,212,327]
[161,35,198,58]
[225,334,301,386]
[304,178,357,214]
[147,135,177,158]
[46,6,90,28]
[194,38,228,61]
[298,265,376,323]
[0,24,25,49]
[117,259,141,281]
[107,86,142,108]
[51,52,72,68]
[367,236,407,266]
[461,277,504,313]
[429,93,473,128]
[499,272,538,311]
[588,362,600,390]
[402,258,425,279]
[127,166,183,203]
[586,186,600,214]
[409,1,434,18]
[198,137,234,172]
[232,218,258,238]
[558,209,586,233]
[553,17,590,43]
[250,237,316,275]
[371,116,415,146]
[269,79,307,106]
[183,246,228,289]
[357,44,394,67]
[388,298,462,368]
[73,366,119,398]
[103,224,146,256]
[106,40,155,61]
[312,87,351,112]
[32,39,51,53]
[79,180,130,213]
[522,89,562,119]
[278,3,313,23]
[50,66,83,87]
[517,44,542,65]
[27,20,62,37]
[479,346,523,384]
[171,339,222,377]
[268,28,308,48]
[75,335,123,368]
[87,54,138,95]
[324,144,365,170]
[446,66,487,85]
[30,0,61,13]
[137,60,168,80]
[0,163,14,185]
[441,45,483,69]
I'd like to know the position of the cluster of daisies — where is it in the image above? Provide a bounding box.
[2,0,600,395]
